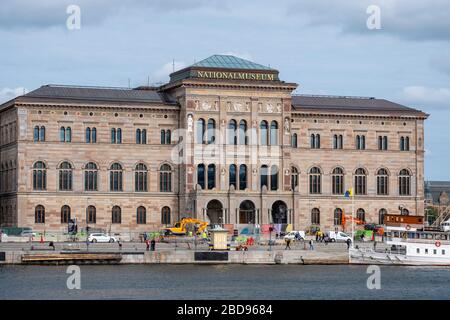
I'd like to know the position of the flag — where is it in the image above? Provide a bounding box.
[344,188,354,198]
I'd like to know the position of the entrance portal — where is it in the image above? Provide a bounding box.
[206,200,223,225]
[271,200,288,224]
[239,200,256,224]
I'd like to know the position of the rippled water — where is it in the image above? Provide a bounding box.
[0,264,449,300]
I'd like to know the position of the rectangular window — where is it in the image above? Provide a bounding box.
[416,248,420,254]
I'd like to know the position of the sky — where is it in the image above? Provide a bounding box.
[0,0,449,180]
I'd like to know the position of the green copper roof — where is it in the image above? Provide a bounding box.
[191,54,276,71]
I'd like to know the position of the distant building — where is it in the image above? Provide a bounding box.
[0,54,429,233]
[425,181,450,205]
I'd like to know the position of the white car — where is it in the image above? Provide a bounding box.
[284,231,305,241]
[20,230,37,237]
[327,231,352,243]
[88,233,117,243]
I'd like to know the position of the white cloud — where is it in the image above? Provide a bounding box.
[0,87,27,104]
[401,86,450,106]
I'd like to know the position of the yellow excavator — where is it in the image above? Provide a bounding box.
[162,217,209,236]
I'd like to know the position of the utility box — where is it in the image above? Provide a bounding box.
[210,229,229,250]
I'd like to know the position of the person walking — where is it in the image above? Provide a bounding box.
[145,239,150,251]
[150,238,156,251]
[285,238,291,250]
[373,240,377,251]
[118,240,122,251]
[346,238,352,250]
[309,239,314,250]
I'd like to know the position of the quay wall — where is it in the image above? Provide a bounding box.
[0,250,349,265]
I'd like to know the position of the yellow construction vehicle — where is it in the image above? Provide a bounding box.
[162,218,208,236]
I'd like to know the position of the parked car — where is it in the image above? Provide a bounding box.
[88,233,117,243]
[326,231,352,243]
[284,231,305,241]
[20,230,37,237]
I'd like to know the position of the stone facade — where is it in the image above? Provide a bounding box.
[0,55,428,234]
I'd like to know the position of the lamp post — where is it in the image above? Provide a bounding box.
[86,197,90,251]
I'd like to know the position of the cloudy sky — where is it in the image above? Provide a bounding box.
[1,0,449,180]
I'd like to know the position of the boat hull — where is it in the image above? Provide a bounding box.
[349,249,450,266]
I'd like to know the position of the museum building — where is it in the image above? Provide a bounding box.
[0,55,428,233]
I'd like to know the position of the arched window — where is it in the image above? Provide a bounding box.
[260,121,268,145]
[86,205,96,223]
[270,121,278,145]
[356,135,365,150]
[92,128,96,143]
[111,128,116,143]
[399,169,411,196]
[311,134,320,149]
[35,205,45,224]
[400,136,410,151]
[377,168,389,195]
[260,165,269,189]
[333,134,343,149]
[239,164,247,190]
[109,163,123,191]
[161,206,171,225]
[135,163,148,192]
[311,208,320,225]
[84,162,98,191]
[378,135,388,150]
[60,127,65,142]
[112,206,121,224]
[196,118,205,144]
[34,126,39,142]
[197,164,205,190]
[59,162,73,191]
[161,130,166,144]
[33,161,46,190]
[379,208,387,225]
[65,127,71,142]
[228,120,237,145]
[291,133,298,148]
[239,120,247,145]
[270,165,278,191]
[334,208,343,225]
[354,168,367,195]
[291,167,299,191]
[136,129,141,144]
[61,205,71,223]
[142,129,147,144]
[229,164,237,189]
[117,128,122,143]
[357,208,366,222]
[332,167,344,195]
[207,119,216,144]
[166,130,171,144]
[207,164,216,190]
[86,127,91,143]
[137,206,146,224]
[160,164,172,192]
[309,167,322,194]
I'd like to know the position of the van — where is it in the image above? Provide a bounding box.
[441,221,450,232]
[326,231,352,243]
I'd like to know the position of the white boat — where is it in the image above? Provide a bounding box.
[350,227,450,266]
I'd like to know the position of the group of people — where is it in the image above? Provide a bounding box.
[143,233,156,251]
[315,230,331,243]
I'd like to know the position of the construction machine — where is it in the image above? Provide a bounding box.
[162,218,208,236]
